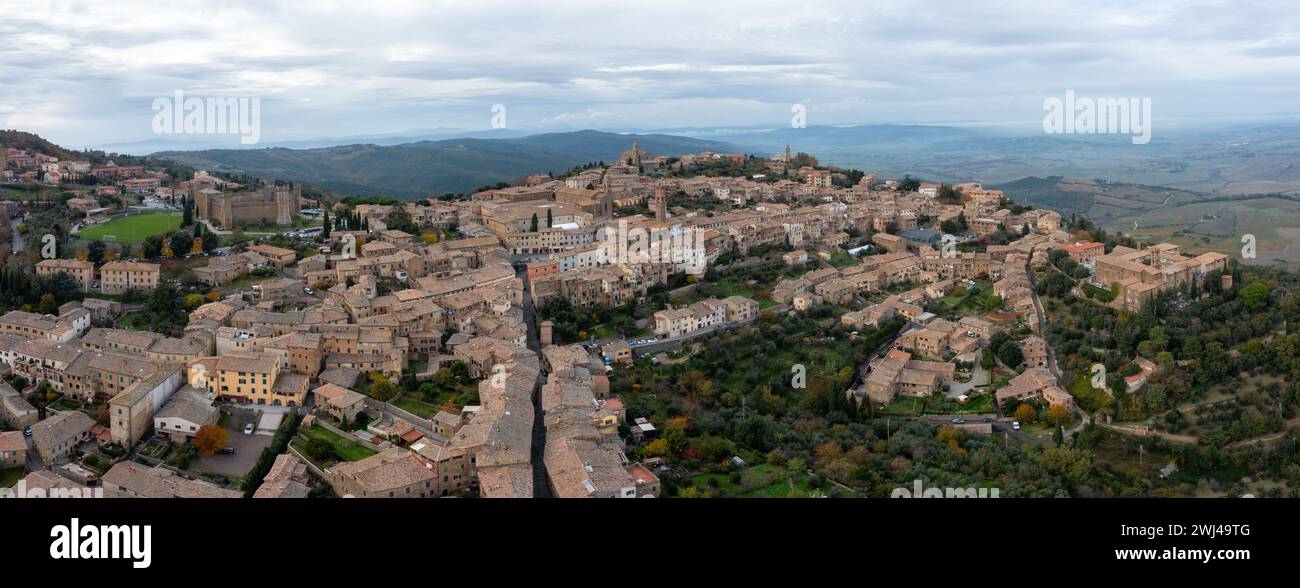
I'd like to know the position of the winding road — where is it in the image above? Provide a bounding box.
[1024,245,1091,439]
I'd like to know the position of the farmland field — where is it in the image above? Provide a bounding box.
[1100,197,1300,269]
[78,212,182,242]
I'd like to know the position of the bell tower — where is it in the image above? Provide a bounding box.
[652,184,668,221]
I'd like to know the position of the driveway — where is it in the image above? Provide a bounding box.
[945,360,989,399]
[256,411,285,435]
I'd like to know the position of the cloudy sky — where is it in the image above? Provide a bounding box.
[2,0,1299,148]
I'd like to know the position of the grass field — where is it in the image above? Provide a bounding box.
[294,425,377,462]
[78,213,182,242]
[0,467,23,488]
[392,396,439,419]
[687,464,848,498]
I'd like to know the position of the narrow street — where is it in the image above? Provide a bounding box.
[1024,249,1091,439]
[850,323,911,402]
[517,266,551,497]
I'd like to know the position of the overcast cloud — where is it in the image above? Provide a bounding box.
[2,0,1299,148]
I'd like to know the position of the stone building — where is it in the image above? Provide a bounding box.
[194,184,300,228]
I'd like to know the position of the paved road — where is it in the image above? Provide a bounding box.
[518,267,551,498]
[1099,422,1196,445]
[895,413,1044,446]
[1024,246,1091,439]
[992,420,1046,446]
[10,216,22,254]
[24,431,41,471]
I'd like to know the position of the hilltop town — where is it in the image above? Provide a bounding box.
[0,137,1289,500]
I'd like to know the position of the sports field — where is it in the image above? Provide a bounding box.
[78,213,182,242]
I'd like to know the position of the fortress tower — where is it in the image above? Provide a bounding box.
[194,184,300,228]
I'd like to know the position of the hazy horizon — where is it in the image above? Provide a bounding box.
[3,0,1300,150]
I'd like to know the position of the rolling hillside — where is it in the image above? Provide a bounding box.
[154,130,738,198]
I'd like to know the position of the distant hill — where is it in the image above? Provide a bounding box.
[153,130,739,198]
[0,129,120,164]
[685,122,1300,197]
[95,127,535,155]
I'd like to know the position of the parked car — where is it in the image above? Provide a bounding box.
[22,425,32,437]
[1012,421,1021,430]
[219,447,235,455]
[243,423,255,435]
[951,417,965,424]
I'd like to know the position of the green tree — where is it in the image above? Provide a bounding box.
[37,292,56,314]
[86,240,107,263]
[168,231,191,258]
[367,372,401,401]
[1239,282,1271,311]
[142,234,165,259]
[304,438,335,462]
[997,341,1024,368]
[148,280,179,317]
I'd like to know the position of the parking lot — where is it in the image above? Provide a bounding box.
[197,408,272,477]
[198,423,272,477]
